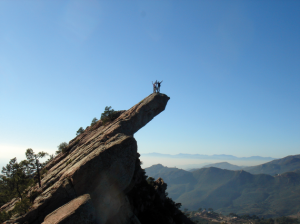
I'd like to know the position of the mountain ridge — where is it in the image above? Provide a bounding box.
[244,154,300,175]
[145,158,300,218]
[202,162,246,170]
[142,153,276,161]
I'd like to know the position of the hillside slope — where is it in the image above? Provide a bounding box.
[202,162,245,170]
[145,164,300,218]
[244,155,300,175]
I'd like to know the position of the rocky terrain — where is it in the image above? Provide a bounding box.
[0,93,193,224]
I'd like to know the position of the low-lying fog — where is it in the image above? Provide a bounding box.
[140,156,271,170]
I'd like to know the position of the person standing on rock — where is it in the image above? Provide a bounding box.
[157,80,163,93]
[152,81,157,93]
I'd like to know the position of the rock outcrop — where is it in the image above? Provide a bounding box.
[42,194,96,224]
[1,93,193,224]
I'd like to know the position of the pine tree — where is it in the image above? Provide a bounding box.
[76,127,84,135]
[56,142,68,154]
[91,117,98,126]
[0,158,31,200]
[100,106,116,124]
[25,149,48,188]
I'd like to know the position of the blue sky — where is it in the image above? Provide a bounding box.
[0,0,299,167]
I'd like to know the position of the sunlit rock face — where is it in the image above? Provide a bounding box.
[42,194,96,224]
[2,93,170,224]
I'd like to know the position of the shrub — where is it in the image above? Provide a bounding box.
[0,211,12,223]
[56,142,68,154]
[76,127,84,135]
[146,177,155,186]
[100,106,118,124]
[91,117,98,126]
[13,198,31,215]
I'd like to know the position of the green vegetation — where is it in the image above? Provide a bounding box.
[0,198,33,222]
[76,127,84,135]
[13,198,31,215]
[25,149,49,188]
[0,211,12,223]
[0,158,33,201]
[75,107,121,135]
[145,164,300,218]
[100,106,118,124]
[56,142,68,154]
[91,117,98,126]
[0,148,51,222]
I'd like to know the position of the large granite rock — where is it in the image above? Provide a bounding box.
[2,93,170,224]
[42,194,96,224]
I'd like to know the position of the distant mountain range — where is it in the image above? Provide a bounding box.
[142,153,276,161]
[145,154,300,218]
[202,162,247,171]
[244,154,300,175]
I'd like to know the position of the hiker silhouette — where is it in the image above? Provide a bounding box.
[152,80,163,93]
[157,80,163,93]
[152,81,157,93]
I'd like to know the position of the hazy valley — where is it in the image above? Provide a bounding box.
[145,154,300,218]
[140,153,276,171]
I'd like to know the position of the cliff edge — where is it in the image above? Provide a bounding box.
[1,93,193,224]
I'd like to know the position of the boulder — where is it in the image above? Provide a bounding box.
[3,93,170,224]
[42,194,96,224]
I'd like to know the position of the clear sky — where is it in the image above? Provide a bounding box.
[0,0,299,167]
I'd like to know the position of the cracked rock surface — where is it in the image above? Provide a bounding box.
[2,93,170,224]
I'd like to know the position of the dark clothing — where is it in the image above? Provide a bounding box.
[157,81,162,93]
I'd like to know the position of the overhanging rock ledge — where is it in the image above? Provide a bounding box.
[3,93,171,224]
